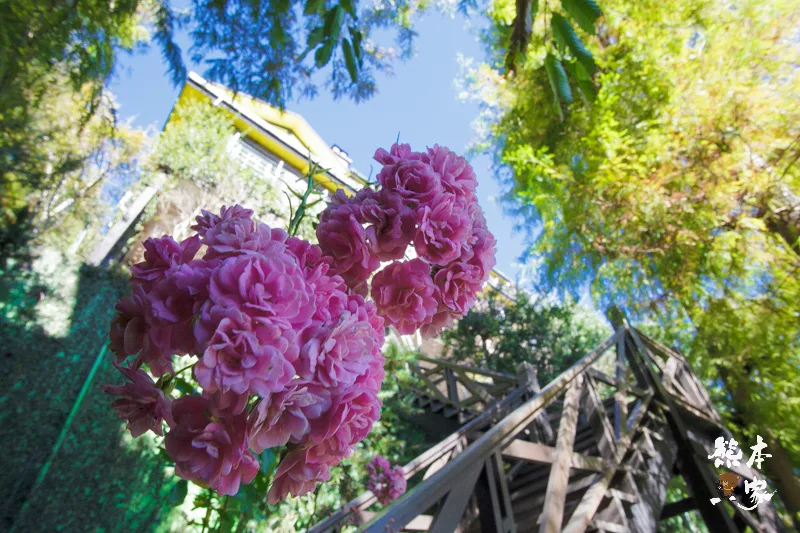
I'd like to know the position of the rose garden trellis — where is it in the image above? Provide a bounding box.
[309,324,783,533]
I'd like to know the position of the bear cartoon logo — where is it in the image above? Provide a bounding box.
[718,472,740,497]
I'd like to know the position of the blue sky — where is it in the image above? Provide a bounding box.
[108,12,528,280]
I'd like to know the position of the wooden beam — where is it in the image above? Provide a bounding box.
[625,327,742,533]
[417,354,517,383]
[562,391,652,533]
[584,375,617,458]
[429,463,482,533]
[500,438,608,473]
[453,367,495,405]
[614,333,628,441]
[363,331,622,533]
[539,374,584,533]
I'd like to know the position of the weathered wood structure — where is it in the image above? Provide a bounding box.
[309,324,784,533]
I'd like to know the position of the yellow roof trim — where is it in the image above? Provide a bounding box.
[173,73,363,193]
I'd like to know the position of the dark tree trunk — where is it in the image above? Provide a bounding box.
[719,367,800,530]
[759,184,800,256]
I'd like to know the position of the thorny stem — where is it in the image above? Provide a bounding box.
[201,490,214,533]
[287,160,326,237]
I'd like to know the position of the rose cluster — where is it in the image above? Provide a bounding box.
[366,456,407,505]
[316,143,497,337]
[104,205,385,502]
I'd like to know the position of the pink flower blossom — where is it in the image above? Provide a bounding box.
[131,235,201,289]
[267,448,331,503]
[101,363,173,437]
[297,294,384,389]
[286,237,330,272]
[316,204,379,293]
[109,286,149,359]
[145,262,211,356]
[376,159,443,209]
[197,205,257,259]
[366,456,407,505]
[109,285,176,376]
[247,382,331,453]
[206,389,249,416]
[434,262,482,315]
[414,195,472,265]
[307,387,382,465]
[208,253,314,328]
[166,395,258,496]
[422,145,478,202]
[194,307,298,397]
[463,225,497,282]
[192,205,254,240]
[371,259,438,335]
[373,143,419,166]
[419,309,458,339]
[360,189,417,261]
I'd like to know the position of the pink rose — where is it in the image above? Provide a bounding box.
[414,195,472,265]
[131,235,201,289]
[267,448,331,503]
[198,205,257,259]
[373,143,420,166]
[360,189,417,261]
[208,253,315,328]
[434,262,482,315]
[307,387,382,464]
[376,160,443,209]
[316,204,379,294]
[194,306,298,397]
[463,225,497,282]
[422,145,478,202]
[419,309,458,339]
[109,286,149,359]
[166,395,258,496]
[101,363,173,437]
[192,204,254,240]
[247,382,331,452]
[371,259,438,335]
[297,294,384,389]
[109,286,176,376]
[366,456,407,505]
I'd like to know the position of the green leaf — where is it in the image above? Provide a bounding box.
[307,26,325,48]
[350,26,363,67]
[324,6,345,44]
[342,39,359,82]
[561,0,602,35]
[304,0,326,15]
[551,13,597,75]
[577,78,597,102]
[340,0,357,18]
[167,480,188,507]
[314,40,335,67]
[545,53,572,120]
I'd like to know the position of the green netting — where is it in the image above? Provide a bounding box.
[0,254,178,533]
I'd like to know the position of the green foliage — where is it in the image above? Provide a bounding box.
[560,0,602,35]
[0,72,148,261]
[153,99,281,224]
[442,287,610,384]
[474,0,800,523]
[496,0,602,112]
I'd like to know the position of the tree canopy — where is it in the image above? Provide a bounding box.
[442,287,610,384]
[468,0,800,525]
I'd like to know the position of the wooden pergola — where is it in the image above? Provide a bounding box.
[308,325,784,533]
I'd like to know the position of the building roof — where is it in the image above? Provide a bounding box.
[172,72,367,193]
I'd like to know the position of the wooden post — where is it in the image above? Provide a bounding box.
[539,374,584,533]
